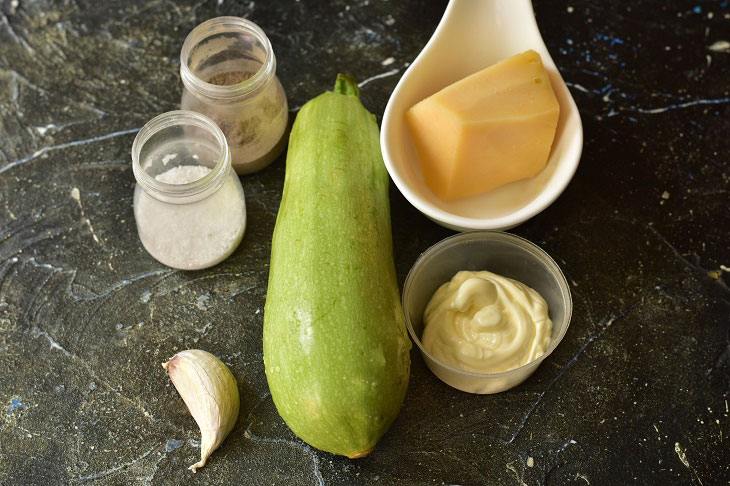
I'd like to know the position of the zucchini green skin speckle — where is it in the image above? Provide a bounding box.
[263,74,411,458]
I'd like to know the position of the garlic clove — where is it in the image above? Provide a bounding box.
[162,349,240,472]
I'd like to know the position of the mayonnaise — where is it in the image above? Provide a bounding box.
[422,271,552,374]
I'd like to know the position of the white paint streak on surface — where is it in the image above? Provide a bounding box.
[575,473,590,485]
[566,82,590,93]
[71,187,100,244]
[0,127,141,175]
[357,68,400,87]
[634,98,730,114]
[708,40,730,52]
[674,442,703,485]
[505,461,526,486]
[33,328,73,356]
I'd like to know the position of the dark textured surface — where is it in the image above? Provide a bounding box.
[0,0,728,484]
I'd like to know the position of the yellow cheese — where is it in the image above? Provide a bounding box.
[406,50,560,201]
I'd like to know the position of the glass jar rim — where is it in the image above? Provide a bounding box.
[180,16,276,100]
[131,110,230,202]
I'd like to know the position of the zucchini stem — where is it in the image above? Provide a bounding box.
[334,74,360,98]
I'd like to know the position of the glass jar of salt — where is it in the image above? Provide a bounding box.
[180,17,288,175]
[132,110,246,270]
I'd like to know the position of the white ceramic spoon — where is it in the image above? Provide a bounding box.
[381,0,583,231]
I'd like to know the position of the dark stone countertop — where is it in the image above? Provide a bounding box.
[1,0,728,484]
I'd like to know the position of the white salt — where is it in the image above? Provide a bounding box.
[134,165,246,270]
[155,165,211,184]
[161,153,178,166]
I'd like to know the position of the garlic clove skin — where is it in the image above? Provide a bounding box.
[162,349,240,472]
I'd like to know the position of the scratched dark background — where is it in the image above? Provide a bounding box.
[0,0,729,484]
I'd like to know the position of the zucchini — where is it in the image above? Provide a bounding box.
[263,74,411,458]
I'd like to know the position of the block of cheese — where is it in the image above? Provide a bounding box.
[406,50,560,201]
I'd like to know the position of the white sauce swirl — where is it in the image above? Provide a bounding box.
[422,271,552,374]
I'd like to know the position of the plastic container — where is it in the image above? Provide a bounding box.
[402,231,572,394]
[180,16,288,175]
[132,110,246,270]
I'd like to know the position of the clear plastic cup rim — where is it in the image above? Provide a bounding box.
[402,231,573,380]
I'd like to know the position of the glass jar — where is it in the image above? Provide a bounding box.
[180,17,288,175]
[132,110,246,270]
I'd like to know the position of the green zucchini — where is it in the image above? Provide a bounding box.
[263,74,411,458]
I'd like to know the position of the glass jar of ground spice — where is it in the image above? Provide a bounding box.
[132,111,246,270]
[180,17,288,175]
